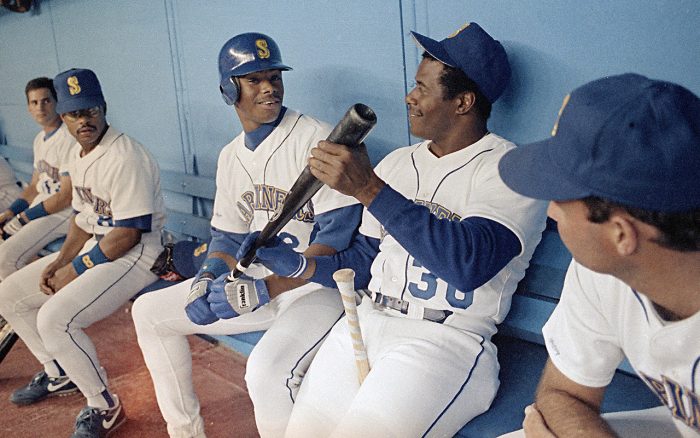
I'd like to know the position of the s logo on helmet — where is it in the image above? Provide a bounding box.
[67,76,81,96]
[256,39,270,59]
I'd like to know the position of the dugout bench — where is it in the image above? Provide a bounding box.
[0,143,660,437]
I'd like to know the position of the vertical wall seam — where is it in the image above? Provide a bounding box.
[164,0,193,174]
[46,0,61,71]
[399,0,411,145]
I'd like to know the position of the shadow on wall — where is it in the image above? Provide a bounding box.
[489,41,582,146]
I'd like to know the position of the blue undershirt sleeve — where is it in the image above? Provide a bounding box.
[368,185,522,291]
[310,204,363,251]
[207,227,247,257]
[310,233,380,289]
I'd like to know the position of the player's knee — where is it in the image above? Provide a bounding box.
[0,274,26,314]
[246,346,301,398]
[131,293,157,330]
[36,301,72,342]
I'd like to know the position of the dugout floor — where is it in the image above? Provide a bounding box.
[0,302,260,438]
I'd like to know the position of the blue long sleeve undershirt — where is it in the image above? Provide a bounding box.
[312,185,522,292]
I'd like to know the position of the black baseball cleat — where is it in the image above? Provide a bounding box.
[9,370,78,405]
[71,396,126,438]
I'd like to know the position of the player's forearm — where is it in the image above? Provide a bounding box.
[97,227,142,261]
[56,217,92,263]
[536,390,618,437]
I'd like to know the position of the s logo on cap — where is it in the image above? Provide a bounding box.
[256,39,270,59]
[67,76,81,96]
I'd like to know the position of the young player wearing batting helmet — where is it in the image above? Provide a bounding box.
[131,32,362,438]
[0,68,166,438]
[0,77,75,280]
[498,74,700,437]
[233,22,548,436]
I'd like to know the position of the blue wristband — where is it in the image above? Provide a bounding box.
[72,244,111,275]
[194,257,230,283]
[24,202,49,220]
[8,199,29,215]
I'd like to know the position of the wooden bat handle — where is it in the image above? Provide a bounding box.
[333,269,370,384]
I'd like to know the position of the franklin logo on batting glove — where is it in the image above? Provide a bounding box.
[207,272,270,319]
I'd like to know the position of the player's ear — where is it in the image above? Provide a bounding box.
[455,91,475,115]
[609,213,639,256]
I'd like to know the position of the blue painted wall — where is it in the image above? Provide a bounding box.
[1,0,698,182]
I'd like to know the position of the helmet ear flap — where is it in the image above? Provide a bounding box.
[220,76,240,106]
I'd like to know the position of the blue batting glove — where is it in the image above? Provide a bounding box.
[237,232,308,278]
[207,272,270,319]
[184,276,219,325]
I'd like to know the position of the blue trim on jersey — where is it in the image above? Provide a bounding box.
[60,171,70,177]
[368,185,521,292]
[311,204,362,251]
[631,289,650,324]
[310,233,380,289]
[422,335,486,436]
[43,122,62,141]
[692,356,699,393]
[114,214,152,231]
[208,227,248,256]
[244,106,287,150]
[24,202,48,220]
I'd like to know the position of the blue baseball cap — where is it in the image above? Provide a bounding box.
[411,22,511,103]
[54,68,106,114]
[172,240,209,279]
[498,73,700,212]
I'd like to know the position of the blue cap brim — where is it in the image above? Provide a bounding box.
[234,63,292,77]
[410,31,457,67]
[498,138,594,202]
[56,95,106,115]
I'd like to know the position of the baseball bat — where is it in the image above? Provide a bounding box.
[230,103,377,279]
[0,317,18,364]
[333,268,370,384]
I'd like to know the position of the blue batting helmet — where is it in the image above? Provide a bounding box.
[218,32,292,105]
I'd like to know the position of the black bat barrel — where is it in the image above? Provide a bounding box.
[229,103,377,280]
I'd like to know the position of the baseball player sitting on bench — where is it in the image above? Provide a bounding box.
[131,32,361,438]
[225,23,547,436]
[0,77,76,280]
[497,74,700,437]
[0,151,22,220]
[0,68,166,438]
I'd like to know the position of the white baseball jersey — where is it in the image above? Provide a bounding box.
[31,123,76,206]
[286,134,548,437]
[543,260,700,437]
[70,126,165,245]
[0,158,21,211]
[212,108,357,254]
[362,134,547,335]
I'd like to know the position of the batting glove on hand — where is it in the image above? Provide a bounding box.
[238,231,308,278]
[207,272,270,319]
[184,275,219,325]
[3,214,27,236]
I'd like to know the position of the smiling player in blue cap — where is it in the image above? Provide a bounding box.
[498,74,700,437]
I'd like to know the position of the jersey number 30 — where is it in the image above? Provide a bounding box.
[407,259,473,309]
